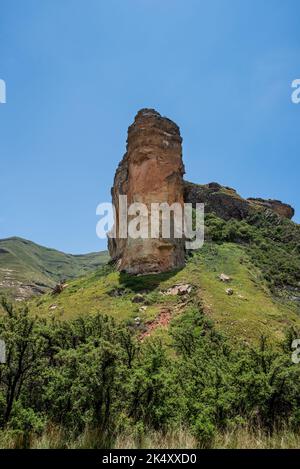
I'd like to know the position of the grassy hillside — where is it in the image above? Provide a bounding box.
[3,209,300,344]
[29,241,300,344]
[0,237,109,300]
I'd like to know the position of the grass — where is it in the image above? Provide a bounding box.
[0,236,109,299]
[186,243,300,344]
[1,425,300,449]
[29,264,185,327]
[115,427,300,449]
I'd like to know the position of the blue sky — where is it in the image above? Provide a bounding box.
[0,0,299,253]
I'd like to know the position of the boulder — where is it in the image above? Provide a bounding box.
[164,283,192,296]
[132,293,145,303]
[219,273,231,282]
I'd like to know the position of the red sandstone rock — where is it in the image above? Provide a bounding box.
[108,109,186,274]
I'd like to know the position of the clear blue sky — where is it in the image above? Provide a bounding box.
[0,0,299,253]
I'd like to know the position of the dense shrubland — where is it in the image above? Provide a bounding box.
[204,211,300,292]
[0,297,300,449]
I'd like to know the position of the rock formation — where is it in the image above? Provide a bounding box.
[109,108,295,275]
[247,198,294,219]
[108,108,186,274]
[184,181,250,221]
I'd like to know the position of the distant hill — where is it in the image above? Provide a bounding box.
[0,237,109,300]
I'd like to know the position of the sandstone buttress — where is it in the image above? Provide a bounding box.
[108,109,186,274]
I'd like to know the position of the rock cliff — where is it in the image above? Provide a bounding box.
[109,109,295,275]
[108,109,186,274]
[184,181,295,221]
[183,181,250,221]
[247,198,294,219]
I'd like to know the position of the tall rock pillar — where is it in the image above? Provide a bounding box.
[108,108,186,274]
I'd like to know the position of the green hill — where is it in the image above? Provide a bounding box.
[0,237,109,300]
[1,211,300,449]
[2,208,300,344]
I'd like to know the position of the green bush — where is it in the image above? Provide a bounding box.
[204,211,300,290]
[1,298,300,448]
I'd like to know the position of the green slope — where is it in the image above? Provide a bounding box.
[4,209,300,344]
[29,241,300,344]
[0,237,109,300]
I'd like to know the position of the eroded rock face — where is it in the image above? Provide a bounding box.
[108,109,185,274]
[184,181,295,221]
[184,181,250,220]
[108,109,295,275]
[247,198,294,220]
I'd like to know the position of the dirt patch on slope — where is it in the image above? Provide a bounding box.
[139,308,172,341]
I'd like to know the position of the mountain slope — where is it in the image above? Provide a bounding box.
[2,203,300,345]
[29,240,300,344]
[0,237,109,300]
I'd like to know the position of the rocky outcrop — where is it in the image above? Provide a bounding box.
[109,109,295,275]
[247,198,294,220]
[108,109,186,274]
[184,181,250,220]
[184,181,295,221]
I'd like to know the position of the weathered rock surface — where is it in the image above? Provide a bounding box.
[109,109,295,276]
[108,108,186,274]
[247,198,294,219]
[219,273,231,282]
[184,181,250,220]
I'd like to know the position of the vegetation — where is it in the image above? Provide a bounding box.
[205,211,300,293]
[0,209,299,448]
[28,212,300,343]
[0,298,300,449]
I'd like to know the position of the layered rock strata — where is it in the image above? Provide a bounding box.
[184,181,295,221]
[108,109,186,274]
